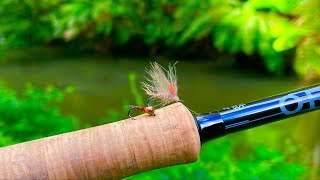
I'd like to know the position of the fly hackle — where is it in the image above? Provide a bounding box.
[141,62,180,107]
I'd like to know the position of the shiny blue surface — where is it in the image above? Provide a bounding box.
[197,85,320,142]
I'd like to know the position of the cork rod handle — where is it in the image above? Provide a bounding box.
[0,103,201,179]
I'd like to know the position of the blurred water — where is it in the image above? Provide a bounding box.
[0,55,319,177]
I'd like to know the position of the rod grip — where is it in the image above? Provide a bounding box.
[0,102,201,179]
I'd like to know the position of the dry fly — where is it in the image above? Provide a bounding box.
[141,62,180,107]
[128,62,198,119]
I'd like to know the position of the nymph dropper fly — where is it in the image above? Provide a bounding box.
[127,105,155,120]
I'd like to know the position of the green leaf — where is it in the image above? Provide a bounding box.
[273,34,300,52]
[262,51,285,74]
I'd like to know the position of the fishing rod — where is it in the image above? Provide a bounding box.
[0,84,319,179]
[197,84,320,142]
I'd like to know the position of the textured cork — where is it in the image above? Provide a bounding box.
[0,102,201,179]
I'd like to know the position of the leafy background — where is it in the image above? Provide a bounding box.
[0,0,319,179]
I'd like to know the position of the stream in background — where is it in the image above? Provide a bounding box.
[0,53,319,177]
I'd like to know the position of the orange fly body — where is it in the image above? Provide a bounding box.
[168,83,177,96]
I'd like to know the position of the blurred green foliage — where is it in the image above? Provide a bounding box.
[0,0,319,76]
[126,140,306,180]
[0,84,78,147]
